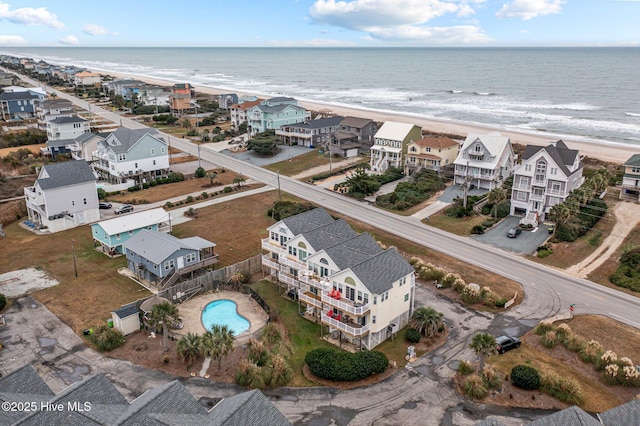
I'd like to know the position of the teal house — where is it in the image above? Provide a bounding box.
[91,208,171,256]
[246,97,310,137]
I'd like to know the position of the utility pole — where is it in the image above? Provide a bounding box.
[277,171,282,203]
[463,161,472,208]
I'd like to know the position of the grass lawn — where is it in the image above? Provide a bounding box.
[263,149,362,177]
[426,211,489,236]
[0,222,151,333]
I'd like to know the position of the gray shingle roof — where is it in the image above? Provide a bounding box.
[300,219,358,252]
[349,247,414,295]
[124,230,214,264]
[206,389,292,426]
[598,398,640,425]
[475,418,507,426]
[282,116,344,130]
[0,91,40,101]
[321,233,383,270]
[340,116,374,128]
[37,160,96,190]
[46,137,76,148]
[281,208,334,235]
[0,364,53,395]
[521,140,580,177]
[100,127,162,154]
[49,115,86,124]
[113,304,139,319]
[528,406,600,426]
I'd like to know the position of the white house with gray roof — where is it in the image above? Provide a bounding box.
[275,115,344,148]
[124,230,218,289]
[453,132,516,190]
[246,97,311,136]
[262,208,416,350]
[24,160,100,233]
[510,140,584,225]
[92,127,169,184]
[45,115,90,141]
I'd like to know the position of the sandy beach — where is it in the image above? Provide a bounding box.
[107,71,637,164]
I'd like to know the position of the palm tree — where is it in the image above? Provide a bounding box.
[200,325,235,370]
[206,172,217,186]
[486,188,507,218]
[469,332,496,372]
[176,332,201,365]
[235,359,265,389]
[410,307,444,338]
[265,353,293,387]
[148,302,180,352]
[549,203,572,235]
[233,175,246,188]
[227,271,244,290]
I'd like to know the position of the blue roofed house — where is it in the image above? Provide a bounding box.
[92,127,170,184]
[91,208,172,256]
[247,97,311,137]
[0,89,46,120]
[218,93,238,109]
[276,115,344,148]
[262,208,416,350]
[24,160,100,233]
[125,230,219,289]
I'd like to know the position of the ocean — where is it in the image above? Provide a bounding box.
[2,47,640,147]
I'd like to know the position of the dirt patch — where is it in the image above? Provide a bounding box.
[0,268,59,298]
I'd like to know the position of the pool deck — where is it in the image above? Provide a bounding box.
[171,291,269,346]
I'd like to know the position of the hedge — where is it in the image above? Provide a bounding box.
[305,348,388,381]
[511,365,541,390]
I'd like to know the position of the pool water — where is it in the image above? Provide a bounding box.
[201,299,250,336]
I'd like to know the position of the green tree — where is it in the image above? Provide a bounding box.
[233,175,246,188]
[344,164,381,196]
[200,325,235,369]
[206,172,218,186]
[194,167,206,178]
[176,332,201,365]
[410,307,444,338]
[148,302,180,352]
[469,333,497,372]
[486,188,507,218]
[548,203,572,235]
[181,118,192,129]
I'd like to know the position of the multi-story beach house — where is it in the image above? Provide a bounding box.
[105,79,146,100]
[92,128,169,184]
[330,116,377,158]
[169,83,194,114]
[369,121,422,173]
[43,115,91,158]
[453,132,516,190]
[73,71,102,87]
[510,141,584,225]
[24,160,100,233]
[261,208,416,350]
[217,93,238,109]
[36,98,75,130]
[229,99,262,130]
[404,136,460,175]
[68,132,106,162]
[246,97,311,136]
[275,116,344,148]
[0,88,46,120]
[619,154,640,201]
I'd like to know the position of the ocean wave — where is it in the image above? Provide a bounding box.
[474,92,495,96]
[626,112,640,118]
[449,90,464,94]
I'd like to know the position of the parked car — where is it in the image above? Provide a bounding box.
[99,202,112,209]
[496,335,521,354]
[114,204,134,214]
[507,227,522,238]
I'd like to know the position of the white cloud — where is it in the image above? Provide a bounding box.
[309,0,488,43]
[83,23,106,36]
[496,0,565,20]
[59,35,79,45]
[0,35,26,45]
[0,2,65,29]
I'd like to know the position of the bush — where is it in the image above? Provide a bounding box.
[90,324,125,352]
[471,225,485,234]
[195,167,206,178]
[540,331,558,349]
[405,328,421,344]
[580,340,604,364]
[540,371,585,405]
[482,365,502,389]
[457,360,475,376]
[511,365,541,390]
[223,186,233,193]
[305,348,388,381]
[463,375,489,399]
[0,293,6,311]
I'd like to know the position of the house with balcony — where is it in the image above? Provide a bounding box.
[619,154,640,201]
[405,136,460,176]
[510,141,584,224]
[36,98,75,130]
[330,116,377,158]
[218,93,238,109]
[276,116,343,148]
[92,127,169,184]
[246,97,311,137]
[369,121,422,173]
[24,160,100,233]
[124,230,218,289]
[69,132,106,161]
[0,89,46,120]
[73,71,101,87]
[453,132,516,190]
[261,208,416,350]
[91,208,172,257]
[105,79,146,100]
[229,98,262,130]
[169,83,195,114]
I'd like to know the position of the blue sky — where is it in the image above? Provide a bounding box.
[0,0,638,47]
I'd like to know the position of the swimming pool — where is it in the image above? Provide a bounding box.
[201,299,250,336]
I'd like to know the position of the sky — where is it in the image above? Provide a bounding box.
[0,0,639,47]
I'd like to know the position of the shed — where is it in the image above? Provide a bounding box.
[111,305,140,336]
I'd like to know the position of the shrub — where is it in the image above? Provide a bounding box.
[441,273,459,288]
[580,340,603,364]
[90,324,125,352]
[0,293,6,311]
[405,328,421,344]
[563,334,586,353]
[463,374,489,399]
[540,371,585,405]
[235,359,265,389]
[511,365,541,390]
[223,186,233,193]
[165,201,174,208]
[461,285,481,304]
[540,331,558,349]
[534,322,555,336]
[457,360,475,376]
[305,348,388,381]
[201,191,209,199]
[471,225,485,234]
[186,195,194,203]
[482,365,502,389]
[195,167,206,178]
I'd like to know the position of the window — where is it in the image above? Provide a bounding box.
[363,293,369,304]
[632,167,640,174]
[525,164,532,172]
[288,246,297,257]
[516,191,527,201]
[164,259,175,270]
[404,293,409,302]
[118,153,126,161]
[373,296,377,305]
[153,160,156,165]
[185,253,196,263]
[83,198,87,205]
[129,230,134,236]
[410,146,416,152]
[372,315,376,324]
[161,147,166,153]
[71,200,75,206]
[116,233,121,240]
[151,149,155,155]
[298,250,307,261]
[270,231,278,242]
[134,163,138,169]
[550,167,557,175]
[357,291,363,302]
[399,277,406,286]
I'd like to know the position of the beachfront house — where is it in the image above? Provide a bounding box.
[369,121,422,173]
[45,115,90,141]
[510,140,584,225]
[261,208,416,350]
[246,97,311,137]
[73,71,102,88]
[453,132,516,190]
[92,127,169,184]
[329,116,377,158]
[36,98,75,131]
[229,98,262,130]
[169,83,194,114]
[218,93,238,109]
[0,89,46,120]
[404,136,460,176]
[91,208,172,257]
[69,132,106,162]
[105,79,146,100]
[24,160,100,233]
[124,230,218,289]
[275,116,344,148]
[619,154,640,201]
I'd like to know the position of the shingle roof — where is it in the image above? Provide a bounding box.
[623,154,640,168]
[528,406,600,426]
[474,418,507,426]
[37,160,96,190]
[299,219,358,252]
[282,116,344,130]
[349,247,414,295]
[101,127,162,154]
[0,364,53,395]
[280,208,335,235]
[49,115,87,124]
[124,229,214,264]
[521,140,580,177]
[598,398,640,425]
[374,121,420,141]
[206,389,292,426]
[321,233,383,270]
[0,91,40,101]
[94,208,170,235]
[113,304,139,319]
[413,136,459,149]
[340,116,374,128]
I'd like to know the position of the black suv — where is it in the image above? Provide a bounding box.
[496,335,521,354]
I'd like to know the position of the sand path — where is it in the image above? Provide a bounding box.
[567,200,640,278]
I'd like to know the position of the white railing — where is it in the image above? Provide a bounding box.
[299,292,322,308]
[321,293,371,315]
[23,186,44,206]
[324,316,370,337]
[261,256,279,271]
[278,273,299,288]
[279,255,304,269]
[261,238,286,256]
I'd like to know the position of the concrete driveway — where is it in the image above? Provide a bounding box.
[473,216,553,255]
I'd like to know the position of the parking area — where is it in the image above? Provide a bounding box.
[473,216,553,255]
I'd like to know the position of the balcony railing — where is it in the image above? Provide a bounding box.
[299,292,322,309]
[261,238,287,256]
[323,316,370,337]
[24,186,44,206]
[261,255,280,271]
[321,293,371,315]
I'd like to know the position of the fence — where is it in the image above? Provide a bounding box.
[539,312,573,326]
[504,291,518,309]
